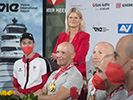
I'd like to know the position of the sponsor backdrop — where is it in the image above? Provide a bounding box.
[0,0,43,91]
[66,0,133,61]
[66,0,133,79]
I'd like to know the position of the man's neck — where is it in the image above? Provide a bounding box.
[60,64,69,69]
[25,52,35,59]
[125,71,133,93]
[106,82,121,95]
[60,62,73,70]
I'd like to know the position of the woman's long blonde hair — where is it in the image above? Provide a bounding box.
[65,8,85,34]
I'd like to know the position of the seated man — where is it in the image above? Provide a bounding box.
[105,35,133,100]
[92,54,128,100]
[12,33,52,97]
[38,42,83,100]
[87,42,114,100]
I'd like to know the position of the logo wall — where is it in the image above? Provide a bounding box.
[65,0,133,80]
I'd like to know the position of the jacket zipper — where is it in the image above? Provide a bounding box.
[24,59,29,89]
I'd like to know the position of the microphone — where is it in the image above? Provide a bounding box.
[70,87,79,99]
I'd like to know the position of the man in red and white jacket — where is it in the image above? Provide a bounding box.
[12,33,52,97]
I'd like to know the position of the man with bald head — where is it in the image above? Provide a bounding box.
[38,42,83,100]
[92,54,128,100]
[105,35,133,100]
[87,42,114,100]
[92,42,114,70]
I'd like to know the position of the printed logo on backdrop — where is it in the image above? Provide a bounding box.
[116,3,121,8]
[47,0,64,5]
[93,26,109,32]
[0,3,38,12]
[116,3,133,8]
[92,3,110,10]
[118,24,133,34]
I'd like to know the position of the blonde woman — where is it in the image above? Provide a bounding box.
[51,7,90,78]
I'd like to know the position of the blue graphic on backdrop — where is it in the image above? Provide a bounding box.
[118,24,133,34]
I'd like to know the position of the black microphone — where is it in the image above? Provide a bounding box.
[70,87,79,100]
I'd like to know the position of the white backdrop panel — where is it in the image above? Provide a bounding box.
[66,0,133,61]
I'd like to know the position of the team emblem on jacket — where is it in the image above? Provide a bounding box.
[18,68,22,72]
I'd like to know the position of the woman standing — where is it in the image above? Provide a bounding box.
[51,7,90,78]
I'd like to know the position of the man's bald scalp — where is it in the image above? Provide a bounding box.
[58,42,75,53]
[116,35,133,59]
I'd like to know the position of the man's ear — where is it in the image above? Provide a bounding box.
[19,43,22,48]
[72,52,75,59]
[131,57,133,70]
[33,42,36,47]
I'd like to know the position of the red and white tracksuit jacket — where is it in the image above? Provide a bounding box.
[13,53,52,94]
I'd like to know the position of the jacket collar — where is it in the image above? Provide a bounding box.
[22,53,41,63]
